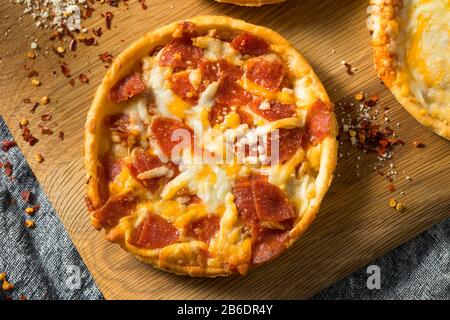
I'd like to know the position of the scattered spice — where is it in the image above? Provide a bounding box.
[105,12,114,30]
[83,37,97,46]
[39,125,53,135]
[41,114,52,122]
[1,140,17,152]
[99,52,113,64]
[387,183,396,192]
[2,280,14,291]
[56,46,66,54]
[24,220,35,229]
[2,162,13,177]
[27,70,39,78]
[31,78,41,86]
[93,27,103,37]
[69,39,78,52]
[61,63,71,78]
[68,79,76,86]
[395,202,406,211]
[22,127,39,146]
[27,51,36,59]
[59,131,65,141]
[25,207,35,215]
[79,73,89,84]
[0,272,5,281]
[40,96,50,105]
[21,190,32,203]
[412,140,425,148]
[35,153,44,163]
[30,103,39,114]
[389,198,397,208]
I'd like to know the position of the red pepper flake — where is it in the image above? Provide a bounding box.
[82,7,95,19]
[139,0,148,9]
[27,70,39,78]
[68,79,76,86]
[41,114,52,122]
[99,52,113,64]
[105,12,114,30]
[344,62,354,75]
[52,46,65,58]
[83,37,97,46]
[21,190,33,203]
[1,140,17,152]
[69,39,78,52]
[61,63,71,78]
[387,183,396,192]
[412,140,425,148]
[30,103,39,114]
[22,127,39,146]
[79,73,89,84]
[32,204,40,213]
[93,27,103,37]
[2,161,13,177]
[39,125,53,135]
[58,131,65,141]
[23,98,32,104]
[107,0,119,7]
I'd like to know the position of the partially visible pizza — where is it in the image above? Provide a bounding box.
[84,16,337,276]
[214,0,286,6]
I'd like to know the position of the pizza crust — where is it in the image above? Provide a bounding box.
[84,15,338,277]
[368,0,450,140]
[215,0,286,6]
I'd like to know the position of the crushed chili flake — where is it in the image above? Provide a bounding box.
[412,140,426,148]
[39,125,53,135]
[69,39,78,52]
[30,103,39,114]
[139,0,148,10]
[99,52,113,64]
[83,37,98,46]
[23,98,32,104]
[21,190,32,203]
[387,183,396,192]
[61,63,71,78]
[105,12,114,30]
[52,46,65,58]
[93,27,103,37]
[1,140,17,152]
[58,131,65,141]
[22,127,39,146]
[79,73,89,84]
[68,79,76,86]
[27,70,39,78]
[41,114,52,122]
[2,161,13,177]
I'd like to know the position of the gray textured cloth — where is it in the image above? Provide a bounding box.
[0,116,448,300]
[0,117,102,300]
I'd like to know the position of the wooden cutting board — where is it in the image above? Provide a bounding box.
[1,0,449,299]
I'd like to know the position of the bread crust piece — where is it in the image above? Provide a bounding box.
[215,0,286,6]
[369,0,450,140]
[84,15,338,277]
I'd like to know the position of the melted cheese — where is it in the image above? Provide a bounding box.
[240,78,296,105]
[395,0,450,121]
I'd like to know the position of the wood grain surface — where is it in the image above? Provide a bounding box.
[0,0,449,299]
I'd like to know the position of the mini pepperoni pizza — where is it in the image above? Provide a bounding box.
[85,16,337,276]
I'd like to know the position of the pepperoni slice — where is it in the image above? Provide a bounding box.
[245,57,285,91]
[200,59,243,87]
[102,153,123,183]
[231,33,270,56]
[250,100,296,121]
[233,176,295,232]
[109,73,146,103]
[267,128,306,163]
[129,149,179,190]
[215,75,253,107]
[306,100,332,144]
[170,71,199,104]
[151,117,194,158]
[93,192,136,229]
[131,214,179,249]
[251,229,289,265]
[185,215,220,244]
[159,39,203,69]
